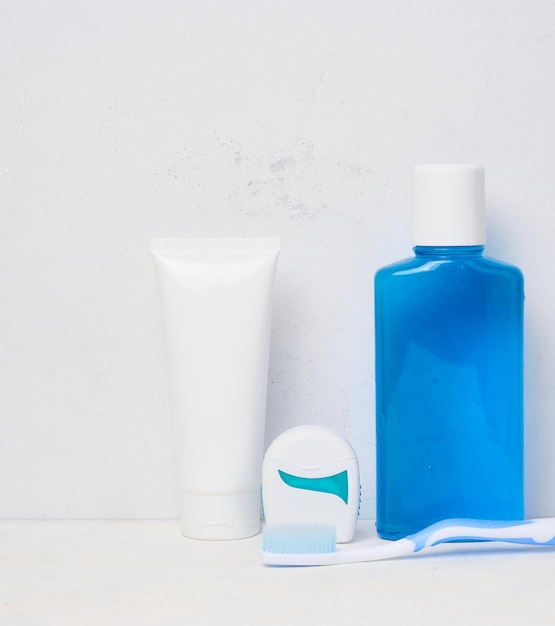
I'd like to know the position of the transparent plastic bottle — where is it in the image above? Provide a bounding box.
[375,165,524,540]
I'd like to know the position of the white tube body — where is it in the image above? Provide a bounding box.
[151,237,280,539]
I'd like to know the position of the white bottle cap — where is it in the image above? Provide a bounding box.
[179,491,261,540]
[412,164,485,246]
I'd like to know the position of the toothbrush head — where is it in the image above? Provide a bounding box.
[261,524,337,564]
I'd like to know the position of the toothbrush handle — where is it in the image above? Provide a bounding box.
[408,518,555,552]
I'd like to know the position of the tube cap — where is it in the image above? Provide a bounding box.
[412,164,485,246]
[179,492,261,540]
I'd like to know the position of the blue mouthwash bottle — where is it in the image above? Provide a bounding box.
[375,164,524,540]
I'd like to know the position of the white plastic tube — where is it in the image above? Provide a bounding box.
[151,237,280,539]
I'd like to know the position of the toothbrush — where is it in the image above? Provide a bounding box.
[261,518,555,566]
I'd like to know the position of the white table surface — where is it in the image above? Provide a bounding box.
[1,520,554,625]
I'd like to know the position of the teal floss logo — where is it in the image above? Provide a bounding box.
[278,469,349,504]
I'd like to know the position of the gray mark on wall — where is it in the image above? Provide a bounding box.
[270,157,296,172]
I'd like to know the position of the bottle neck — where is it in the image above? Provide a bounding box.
[414,245,484,258]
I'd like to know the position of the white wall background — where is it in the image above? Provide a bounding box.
[1,0,554,520]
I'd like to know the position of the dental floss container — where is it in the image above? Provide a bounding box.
[262,425,360,542]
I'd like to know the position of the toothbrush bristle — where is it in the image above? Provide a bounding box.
[262,524,337,555]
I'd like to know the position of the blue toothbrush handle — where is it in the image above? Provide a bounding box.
[407,518,555,553]
[260,518,555,566]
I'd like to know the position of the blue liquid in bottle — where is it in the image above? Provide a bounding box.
[375,166,524,540]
